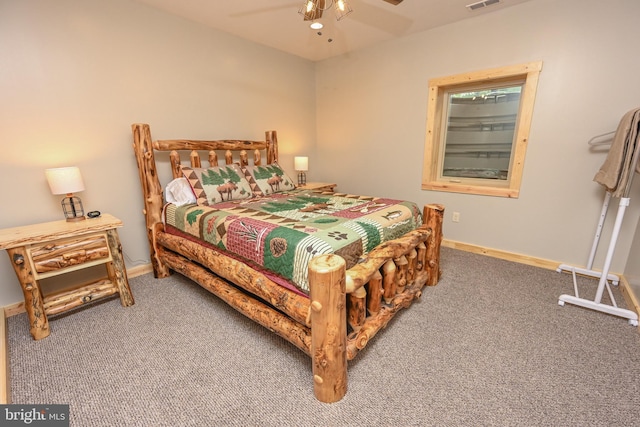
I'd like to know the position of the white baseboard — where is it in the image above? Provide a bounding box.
[442,239,561,270]
[127,263,153,278]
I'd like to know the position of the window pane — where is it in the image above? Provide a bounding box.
[442,85,522,181]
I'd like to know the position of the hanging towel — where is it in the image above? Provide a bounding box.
[593,107,640,198]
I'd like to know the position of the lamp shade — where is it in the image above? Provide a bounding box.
[45,167,85,195]
[294,156,309,171]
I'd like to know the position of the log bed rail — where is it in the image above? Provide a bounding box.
[131,123,444,403]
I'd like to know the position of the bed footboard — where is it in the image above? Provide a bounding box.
[308,203,444,403]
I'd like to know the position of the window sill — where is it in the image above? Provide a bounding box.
[421,182,519,198]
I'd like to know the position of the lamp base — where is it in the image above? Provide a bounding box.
[297,172,307,186]
[62,195,85,222]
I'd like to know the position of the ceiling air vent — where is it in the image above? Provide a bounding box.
[466,0,500,11]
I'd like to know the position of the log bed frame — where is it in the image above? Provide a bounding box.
[132,123,444,403]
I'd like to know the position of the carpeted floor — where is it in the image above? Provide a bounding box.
[7,248,640,426]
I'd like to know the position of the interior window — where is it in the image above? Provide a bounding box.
[422,62,542,198]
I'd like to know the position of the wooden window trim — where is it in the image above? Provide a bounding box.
[422,61,543,198]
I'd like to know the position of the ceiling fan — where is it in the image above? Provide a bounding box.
[299,0,404,22]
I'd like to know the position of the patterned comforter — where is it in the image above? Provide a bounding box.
[164,189,422,295]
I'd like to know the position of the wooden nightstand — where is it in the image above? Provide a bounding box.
[298,182,337,192]
[0,214,134,340]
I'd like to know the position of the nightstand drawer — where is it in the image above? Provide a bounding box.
[28,232,111,277]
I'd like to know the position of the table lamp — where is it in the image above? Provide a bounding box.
[45,166,86,222]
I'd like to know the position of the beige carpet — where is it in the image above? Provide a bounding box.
[8,248,640,426]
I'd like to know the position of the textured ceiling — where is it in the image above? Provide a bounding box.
[132,0,534,61]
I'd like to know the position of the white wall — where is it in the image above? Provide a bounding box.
[315,0,640,273]
[625,216,640,296]
[0,0,317,306]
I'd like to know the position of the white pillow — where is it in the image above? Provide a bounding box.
[165,177,196,206]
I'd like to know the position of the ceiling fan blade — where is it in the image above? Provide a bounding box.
[349,0,412,36]
[229,3,299,18]
[382,0,404,5]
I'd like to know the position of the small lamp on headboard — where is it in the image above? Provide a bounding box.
[45,166,86,222]
[294,156,308,186]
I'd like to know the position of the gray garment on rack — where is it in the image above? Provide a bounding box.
[593,107,640,198]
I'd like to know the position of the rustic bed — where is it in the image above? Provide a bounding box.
[131,123,444,403]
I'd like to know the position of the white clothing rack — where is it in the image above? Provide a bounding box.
[556,192,638,326]
[557,116,640,326]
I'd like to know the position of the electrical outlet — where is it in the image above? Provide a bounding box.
[452,212,460,222]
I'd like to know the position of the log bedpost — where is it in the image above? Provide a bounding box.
[266,130,278,164]
[423,204,445,286]
[308,254,348,403]
[131,123,170,278]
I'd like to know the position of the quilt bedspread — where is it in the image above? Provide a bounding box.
[164,189,421,294]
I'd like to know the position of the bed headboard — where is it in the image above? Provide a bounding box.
[131,123,279,267]
[137,125,279,181]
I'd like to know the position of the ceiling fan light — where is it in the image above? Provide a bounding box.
[299,0,350,23]
[334,0,353,20]
[299,0,323,21]
[306,0,315,13]
[310,21,323,29]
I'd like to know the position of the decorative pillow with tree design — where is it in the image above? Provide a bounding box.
[240,162,296,196]
[181,164,254,206]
